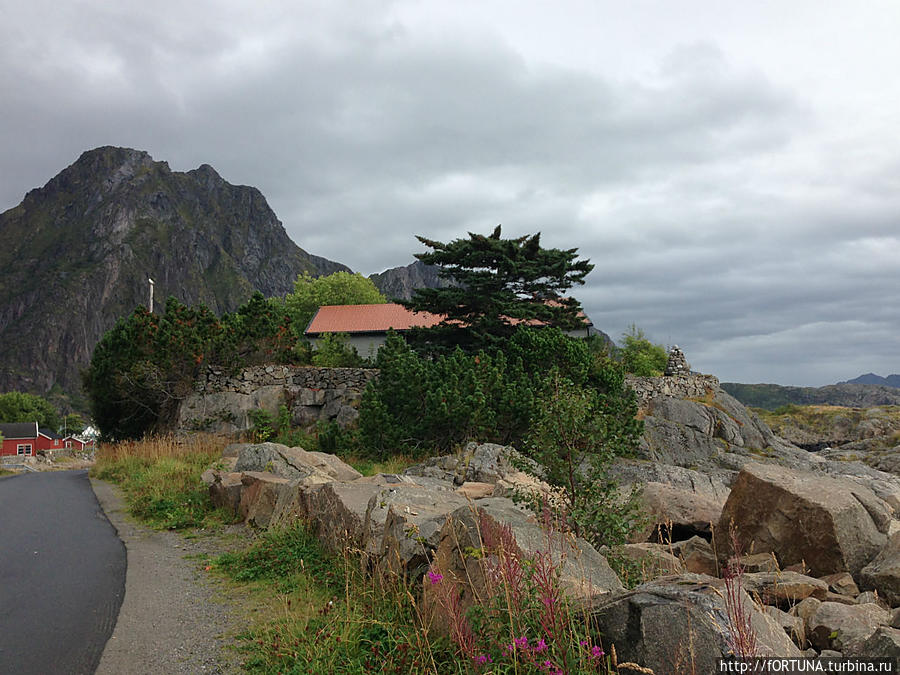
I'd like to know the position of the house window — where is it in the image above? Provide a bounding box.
[65,440,73,448]
[17,444,32,456]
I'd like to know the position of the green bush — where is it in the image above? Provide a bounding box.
[620,324,667,376]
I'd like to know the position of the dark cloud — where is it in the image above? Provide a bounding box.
[1,0,897,385]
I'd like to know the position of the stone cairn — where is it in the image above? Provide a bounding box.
[664,345,691,376]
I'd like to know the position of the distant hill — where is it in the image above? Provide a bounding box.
[369,260,456,301]
[0,146,348,403]
[840,373,900,388]
[721,381,900,410]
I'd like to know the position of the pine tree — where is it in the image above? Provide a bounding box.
[402,225,594,353]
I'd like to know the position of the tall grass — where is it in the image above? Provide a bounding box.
[91,434,233,529]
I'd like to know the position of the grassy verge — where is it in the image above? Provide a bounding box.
[213,524,458,674]
[91,434,235,530]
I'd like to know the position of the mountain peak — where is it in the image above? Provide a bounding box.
[0,148,349,399]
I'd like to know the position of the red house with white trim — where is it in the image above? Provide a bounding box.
[0,422,65,457]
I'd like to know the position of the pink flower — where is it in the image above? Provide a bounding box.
[514,636,528,650]
[591,645,605,659]
[427,569,443,585]
[533,638,548,653]
[474,654,492,665]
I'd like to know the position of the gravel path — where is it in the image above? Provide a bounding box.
[91,479,246,674]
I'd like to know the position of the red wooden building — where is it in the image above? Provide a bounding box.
[0,422,64,457]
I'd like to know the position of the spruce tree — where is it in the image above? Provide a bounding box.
[402,225,594,353]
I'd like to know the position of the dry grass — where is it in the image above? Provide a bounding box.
[95,433,226,465]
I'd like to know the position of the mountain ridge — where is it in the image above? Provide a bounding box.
[0,146,349,401]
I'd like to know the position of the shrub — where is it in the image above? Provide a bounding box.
[620,324,667,377]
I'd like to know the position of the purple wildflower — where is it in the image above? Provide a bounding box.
[533,638,548,653]
[474,654,492,665]
[427,569,443,585]
[514,636,528,650]
[591,645,605,659]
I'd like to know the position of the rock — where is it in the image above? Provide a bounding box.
[819,572,860,598]
[714,462,890,577]
[631,481,725,544]
[763,605,804,645]
[859,626,900,659]
[424,498,622,633]
[371,485,470,579]
[740,571,828,607]
[239,471,290,528]
[303,481,386,554]
[234,442,361,482]
[670,535,719,576]
[222,444,249,458]
[178,386,286,434]
[404,442,547,496]
[588,573,801,672]
[790,597,822,623]
[454,482,495,500]
[807,601,891,654]
[855,591,890,609]
[737,552,780,574]
[859,531,900,607]
[618,543,685,580]
[208,471,243,515]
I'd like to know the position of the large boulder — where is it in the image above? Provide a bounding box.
[714,462,890,577]
[303,481,386,554]
[370,485,471,579]
[739,571,828,608]
[239,471,290,528]
[588,574,801,671]
[424,498,622,633]
[860,626,900,659]
[859,531,900,606]
[234,442,361,482]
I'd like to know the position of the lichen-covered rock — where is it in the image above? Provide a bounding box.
[234,442,360,482]
[588,574,801,672]
[714,462,890,577]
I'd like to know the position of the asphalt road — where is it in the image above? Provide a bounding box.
[0,470,126,675]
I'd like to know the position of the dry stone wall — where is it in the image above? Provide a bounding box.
[178,365,378,434]
[626,373,720,406]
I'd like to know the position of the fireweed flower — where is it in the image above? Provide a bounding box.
[514,636,528,649]
[591,645,605,659]
[533,638,548,653]
[474,654,492,665]
[427,569,443,585]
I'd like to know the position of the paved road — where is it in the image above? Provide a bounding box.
[0,470,126,674]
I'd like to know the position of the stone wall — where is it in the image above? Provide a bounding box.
[626,373,720,407]
[178,365,378,435]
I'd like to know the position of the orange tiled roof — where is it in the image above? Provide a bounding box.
[305,303,444,335]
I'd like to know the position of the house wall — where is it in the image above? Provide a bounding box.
[1,437,36,456]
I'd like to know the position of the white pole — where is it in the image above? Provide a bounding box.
[148,278,155,313]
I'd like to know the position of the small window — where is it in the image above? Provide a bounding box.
[65,440,73,448]
[54,439,60,446]
[17,444,32,456]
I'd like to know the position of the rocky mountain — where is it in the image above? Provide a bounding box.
[0,146,348,402]
[721,381,900,410]
[842,373,900,388]
[368,260,455,301]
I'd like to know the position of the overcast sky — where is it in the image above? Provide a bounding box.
[2,0,898,386]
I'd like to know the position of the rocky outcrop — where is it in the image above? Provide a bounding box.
[0,146,348,400]
[807,601,891,654]
[368,260,455,302]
